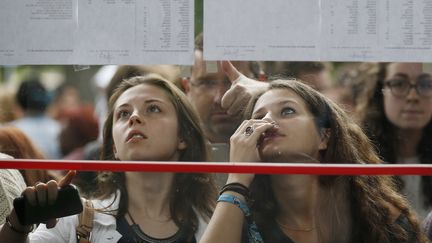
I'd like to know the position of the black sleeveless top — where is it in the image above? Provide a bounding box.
[116,216,197,243]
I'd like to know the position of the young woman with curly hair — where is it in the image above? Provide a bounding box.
[201,62,427,243]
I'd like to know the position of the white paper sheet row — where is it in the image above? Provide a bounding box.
[204,0,432,62]
[1,0,431,64]
[0,0,194,65]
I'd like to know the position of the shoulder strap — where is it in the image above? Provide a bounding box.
[76,199,94,243]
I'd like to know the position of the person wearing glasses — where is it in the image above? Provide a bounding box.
[181,34,264,187]
[356,63,432,220]
[181,33,260,145]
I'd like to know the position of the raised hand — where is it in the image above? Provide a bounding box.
[20,170,76,228]
[220,61,269,116]
[228,119,276,186]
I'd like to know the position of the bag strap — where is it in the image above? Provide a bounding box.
[76,199,94,243]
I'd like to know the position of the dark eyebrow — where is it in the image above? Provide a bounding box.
[115,99,166,111]
[115,103,131,110]
[418,73,431,80]
[391,73,410,79]
[144,99,165,104]
[253,100,300,116]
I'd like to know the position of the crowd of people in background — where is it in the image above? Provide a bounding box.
[0,34,431,242]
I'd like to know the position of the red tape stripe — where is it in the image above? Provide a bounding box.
[0,159,431,175]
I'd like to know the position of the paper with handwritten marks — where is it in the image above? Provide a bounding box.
[204,0,432,62]
[0,0,194,65]
[204,0,320,61]
[321,0,432,62]
[0,0,76,64]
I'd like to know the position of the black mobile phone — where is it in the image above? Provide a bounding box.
[13,184,83,225]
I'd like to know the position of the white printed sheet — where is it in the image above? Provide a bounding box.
[204,0,320,61]
[0,0,194,65]
[204,0,432,62]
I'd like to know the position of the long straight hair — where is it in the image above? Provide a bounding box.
[98,74,217,235]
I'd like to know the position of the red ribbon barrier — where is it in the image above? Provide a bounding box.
[0,159,432,175]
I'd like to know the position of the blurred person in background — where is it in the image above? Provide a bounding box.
[47,83,82,122]
[58,106,99,196]
[9,77,61,159]
[182,33,258,146]
[357,63,432,220]
[59,106,99,160]
[0,126,58,185]
[261,61,333,92]
[331,62,381,117]
[0,88,22,124]
[181,34,262,188]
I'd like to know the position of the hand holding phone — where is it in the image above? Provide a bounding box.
[13,184,83,225]
[12,170,82,226]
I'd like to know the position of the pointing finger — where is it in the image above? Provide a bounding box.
[58,170,76,187]
[221,61,242,83]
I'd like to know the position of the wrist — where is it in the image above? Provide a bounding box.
[5,210,34,235]
[217,194,250,217]
[220,189,247,201]
[217,194,264,243]
[227,174,253,187]
[220,182,249,195]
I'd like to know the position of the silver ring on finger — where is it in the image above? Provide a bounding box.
[244,126,254,136]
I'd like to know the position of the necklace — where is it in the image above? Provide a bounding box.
[276,219,315,232]
[126,211,183,243]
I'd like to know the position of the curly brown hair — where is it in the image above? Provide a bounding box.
[0,126,53,185]
[98,74,217,236]
[244,79,427,243]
